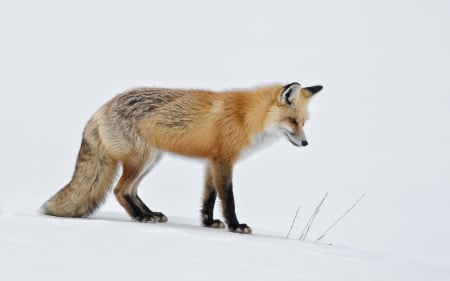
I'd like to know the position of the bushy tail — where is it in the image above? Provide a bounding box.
[42,128,118,217]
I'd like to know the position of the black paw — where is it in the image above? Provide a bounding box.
[228,223,252,234]
[203,219,226,229]
[135,212,167,223]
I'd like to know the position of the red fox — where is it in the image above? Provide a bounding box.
[43,82,322,233]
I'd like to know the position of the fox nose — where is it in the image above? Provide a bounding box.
[301,140,308,146]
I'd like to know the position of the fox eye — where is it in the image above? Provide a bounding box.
[288,117,298,126]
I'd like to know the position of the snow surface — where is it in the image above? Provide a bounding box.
[1,0,450,280]
[1,212,449,281]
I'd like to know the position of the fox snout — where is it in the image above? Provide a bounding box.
[281,124,309,147]
[283,129,308,147]
[288,136,308,147]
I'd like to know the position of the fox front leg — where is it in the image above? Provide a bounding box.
[201,164,225,228]
[211,161,252,234]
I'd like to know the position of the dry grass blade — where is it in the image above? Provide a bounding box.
[286,205,301,238]
[315,193,366,243]
[299,192,328,241]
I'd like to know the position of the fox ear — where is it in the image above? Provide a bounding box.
[303,85,323,97]
[279,82,301,105]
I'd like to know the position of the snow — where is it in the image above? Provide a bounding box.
[1,0,450,280]
[1,212,449,281]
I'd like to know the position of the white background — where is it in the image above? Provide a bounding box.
[1,0,449,270]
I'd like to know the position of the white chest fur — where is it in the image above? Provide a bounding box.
[238,127,282,161]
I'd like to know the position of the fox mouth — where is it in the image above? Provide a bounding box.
[284,132,308,147]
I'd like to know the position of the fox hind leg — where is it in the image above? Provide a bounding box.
[114,150,167,222]
[201,164,225,228]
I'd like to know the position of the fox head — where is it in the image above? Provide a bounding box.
[267,82,322,147]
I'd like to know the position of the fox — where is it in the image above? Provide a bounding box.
[42,82,322,233]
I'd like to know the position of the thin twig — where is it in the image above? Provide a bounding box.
[286,205,301,238]
[299,192,328,241]
[315,193,366,243]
